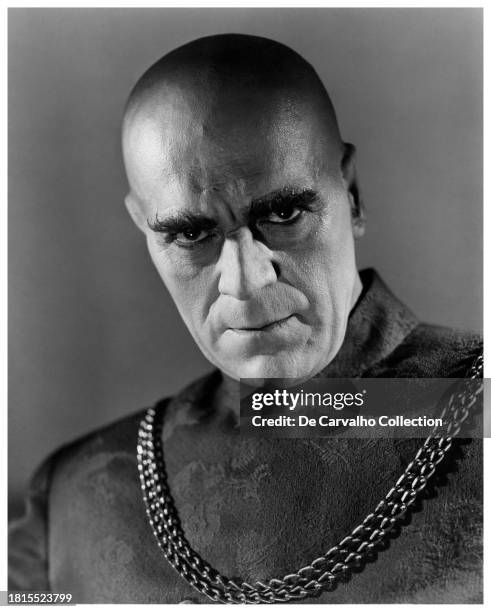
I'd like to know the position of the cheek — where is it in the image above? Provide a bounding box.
[277,216,356,330]
[280,228,353,293]
[148,241,217,326]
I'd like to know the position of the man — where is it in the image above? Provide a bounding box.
[9,34,482,604]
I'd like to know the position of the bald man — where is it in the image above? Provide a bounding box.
[9,35,482,604]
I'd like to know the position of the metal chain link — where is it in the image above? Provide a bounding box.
[137,354,483,603]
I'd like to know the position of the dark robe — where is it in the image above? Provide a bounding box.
[9,269,482,603]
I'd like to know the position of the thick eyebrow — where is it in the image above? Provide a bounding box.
[147,211,218,234]
[146,187,320,233]
[248,187,320,219]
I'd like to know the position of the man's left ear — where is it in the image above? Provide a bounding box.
[341,143,365,239]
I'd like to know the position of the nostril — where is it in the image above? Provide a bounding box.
[272,262,280,278]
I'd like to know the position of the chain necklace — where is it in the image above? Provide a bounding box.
[137,355,483,604]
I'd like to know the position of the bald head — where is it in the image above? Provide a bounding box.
[122,35,353,226]
[123,34,342,143]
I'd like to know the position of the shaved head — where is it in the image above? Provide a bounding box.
[123,34,343,152]
[121,35,349,209]
[121,34,364,382]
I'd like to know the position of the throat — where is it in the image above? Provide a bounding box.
[212,371,241,426]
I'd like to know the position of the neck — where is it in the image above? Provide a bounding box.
[212,372,241,424]
[350,270,363,312]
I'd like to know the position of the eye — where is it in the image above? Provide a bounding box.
[175,227,213,247]
[266,201,303,224]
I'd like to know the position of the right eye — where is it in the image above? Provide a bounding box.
[174,228,214,248]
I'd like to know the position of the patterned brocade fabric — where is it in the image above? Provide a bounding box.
[8,269,483,603]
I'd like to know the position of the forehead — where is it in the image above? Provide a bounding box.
[123,91,336,210]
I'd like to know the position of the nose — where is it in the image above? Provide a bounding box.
[217,227,278,299]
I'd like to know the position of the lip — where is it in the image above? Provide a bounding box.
[228,314,295,334]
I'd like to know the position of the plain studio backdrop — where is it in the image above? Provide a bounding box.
[8,8,482,513]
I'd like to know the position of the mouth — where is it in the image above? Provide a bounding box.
[229,314,295,334]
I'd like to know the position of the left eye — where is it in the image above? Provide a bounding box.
[266,203,303,224]
[175,228,211,246]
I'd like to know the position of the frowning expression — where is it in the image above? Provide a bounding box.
[123,89,362,381]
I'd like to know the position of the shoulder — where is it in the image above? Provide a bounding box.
[368,322,482,377]
[8,404,165,591]
[405,323,482,357]
[30,372,222,492]
[45,401,169,489]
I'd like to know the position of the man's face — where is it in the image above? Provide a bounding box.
[123,90,361,382]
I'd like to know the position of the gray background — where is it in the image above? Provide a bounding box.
[9,8,482,512]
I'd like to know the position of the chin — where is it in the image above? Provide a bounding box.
[220,352,321,385]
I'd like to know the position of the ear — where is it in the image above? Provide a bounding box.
[341,143,365,239]
[124,192,148,234]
